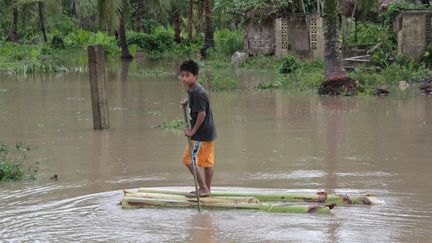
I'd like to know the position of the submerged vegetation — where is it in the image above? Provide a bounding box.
[158,119,186,130]
[7,63,70,75]
[0,142,39,182]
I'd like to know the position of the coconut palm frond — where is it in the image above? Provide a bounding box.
[97,0,125,29]
[71,0,97,17]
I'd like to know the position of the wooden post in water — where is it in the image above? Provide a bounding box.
[88,44,110,130]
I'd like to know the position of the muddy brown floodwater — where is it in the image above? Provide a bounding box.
[0,59,431,242]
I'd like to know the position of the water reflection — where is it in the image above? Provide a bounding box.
[187,212,216,243]
[91,130,110,192]
[121,60,132,82]
[319,97,358,243]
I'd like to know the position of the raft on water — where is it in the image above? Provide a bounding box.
[136,187,380,205]
[121,190,336,214]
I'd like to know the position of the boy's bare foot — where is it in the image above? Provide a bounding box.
[186,189,210,197]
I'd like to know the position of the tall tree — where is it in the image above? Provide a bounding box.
[119,9,133,59]
[188,0,193,39]
[38,1,47,42]
[202,0,215,56]
[15,0,60,43]
[64,0,97,29]
[6,4,19,42]
[134,0,142,32]
[173,9,182,43]
[324,0,345,79]
[318,0,359,95]
[97,0,132,60]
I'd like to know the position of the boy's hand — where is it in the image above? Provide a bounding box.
[184,129,195,137]
[179,99,188,109]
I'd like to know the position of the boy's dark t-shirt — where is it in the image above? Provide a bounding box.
[188,83,216,141]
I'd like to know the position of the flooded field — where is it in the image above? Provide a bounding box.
[1,59,431,242]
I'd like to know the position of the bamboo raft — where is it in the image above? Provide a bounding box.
[121,187,380,214]
[136,188,379,205]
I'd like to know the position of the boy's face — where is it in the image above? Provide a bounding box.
[180,71,197,86]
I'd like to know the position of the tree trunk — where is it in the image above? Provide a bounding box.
[319,0,359,95]
[195,1,205,37]
[119,11,133,60]
[300,0,306,13]
[174,10,182,43]
[202,0,215,56]
[323,0,345,79]
[188,0,193,39]
[134,0,142,32]
[38,1,48,43]
[6,8,18,42]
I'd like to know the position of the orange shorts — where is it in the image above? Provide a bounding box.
[182,140,215,168]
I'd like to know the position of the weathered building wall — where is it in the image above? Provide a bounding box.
[244,13,324,59]
[275,14,324,59]
[394,10,432,61]
[244,19,275,55]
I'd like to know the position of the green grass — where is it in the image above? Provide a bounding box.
[0,142,39,182]
[204,75,238,91]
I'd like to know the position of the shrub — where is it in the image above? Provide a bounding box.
[64,29,91,48]
[422,43,432,67]
[209,76,238,91]
[50,34,66,50]
[64,29,119,55]
[0,43,34,62]
[0,142,38,182]
[379,2,429,27]
[348,23,382,46]
[279,56,303,74]
[214,29,243,56]
[127,27,175,54]
[369,28,397,68]
[278,68,323,91]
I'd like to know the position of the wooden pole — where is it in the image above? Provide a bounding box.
[88,44,110,130]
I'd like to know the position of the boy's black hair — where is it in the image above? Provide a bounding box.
[180,60,199,76]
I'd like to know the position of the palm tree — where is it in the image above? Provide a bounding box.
[63,0,97,29]
[97,0,132,59]
[37,1,48,42]
[188,0,193,39]
[15,0,60,43]
[318,0,358,95]
[134,0,142,32]
[202,0,215,56]
[168,1,188,43]
[5,0,19,42]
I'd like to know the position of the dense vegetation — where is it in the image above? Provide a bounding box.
[0,0,431,92]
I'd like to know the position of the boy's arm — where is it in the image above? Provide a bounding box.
[184,111,206,137]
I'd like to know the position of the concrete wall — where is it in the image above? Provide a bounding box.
[245,14,324,59]
[275,14,324,59]
[244,19,275,55]
[394,10,432,61]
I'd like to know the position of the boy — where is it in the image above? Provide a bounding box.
[180,60,216,197]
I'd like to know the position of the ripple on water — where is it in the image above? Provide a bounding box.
[1,187,431,242]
